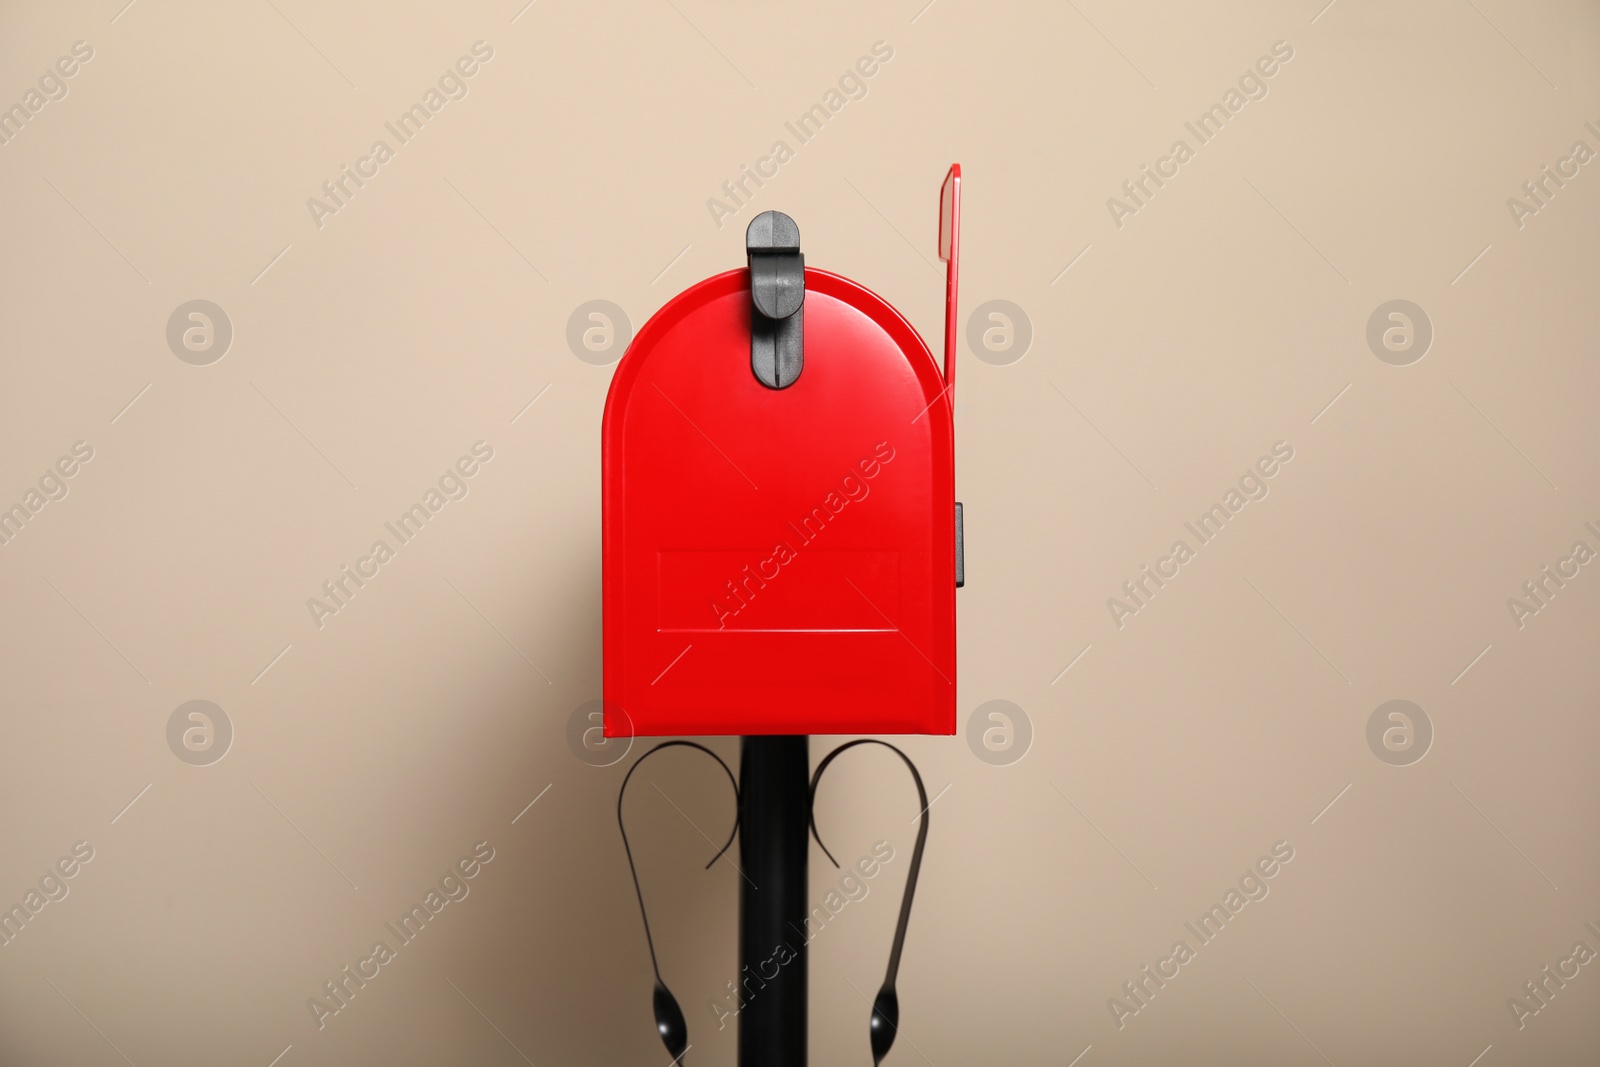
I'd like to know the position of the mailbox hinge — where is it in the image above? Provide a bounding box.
[746,210,804,389]
[955,502,965,587]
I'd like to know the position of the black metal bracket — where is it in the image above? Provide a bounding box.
[810,740,931,1066]
[618,735,934,1067]
[616,742,741,1066]
[747,210,804,389]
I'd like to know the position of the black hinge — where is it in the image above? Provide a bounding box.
[955,502,964,588]
[747,210,804,389]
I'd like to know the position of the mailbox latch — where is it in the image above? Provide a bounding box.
[746,210,804,389]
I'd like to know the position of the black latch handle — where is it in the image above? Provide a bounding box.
[747,210,805,389]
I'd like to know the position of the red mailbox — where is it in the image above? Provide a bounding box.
[603,167,962,737]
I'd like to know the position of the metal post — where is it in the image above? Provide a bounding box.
[737,735,809,1067]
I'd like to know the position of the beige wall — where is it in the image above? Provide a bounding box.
[1,0,1597,1064]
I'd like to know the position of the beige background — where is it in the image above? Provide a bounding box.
[1,0,1597,1064]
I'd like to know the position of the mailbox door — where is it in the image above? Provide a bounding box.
[602,267,955,736]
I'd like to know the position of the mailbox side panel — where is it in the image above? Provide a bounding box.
[603,268,955,736]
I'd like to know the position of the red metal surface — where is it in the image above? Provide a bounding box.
[602,262,956,736]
